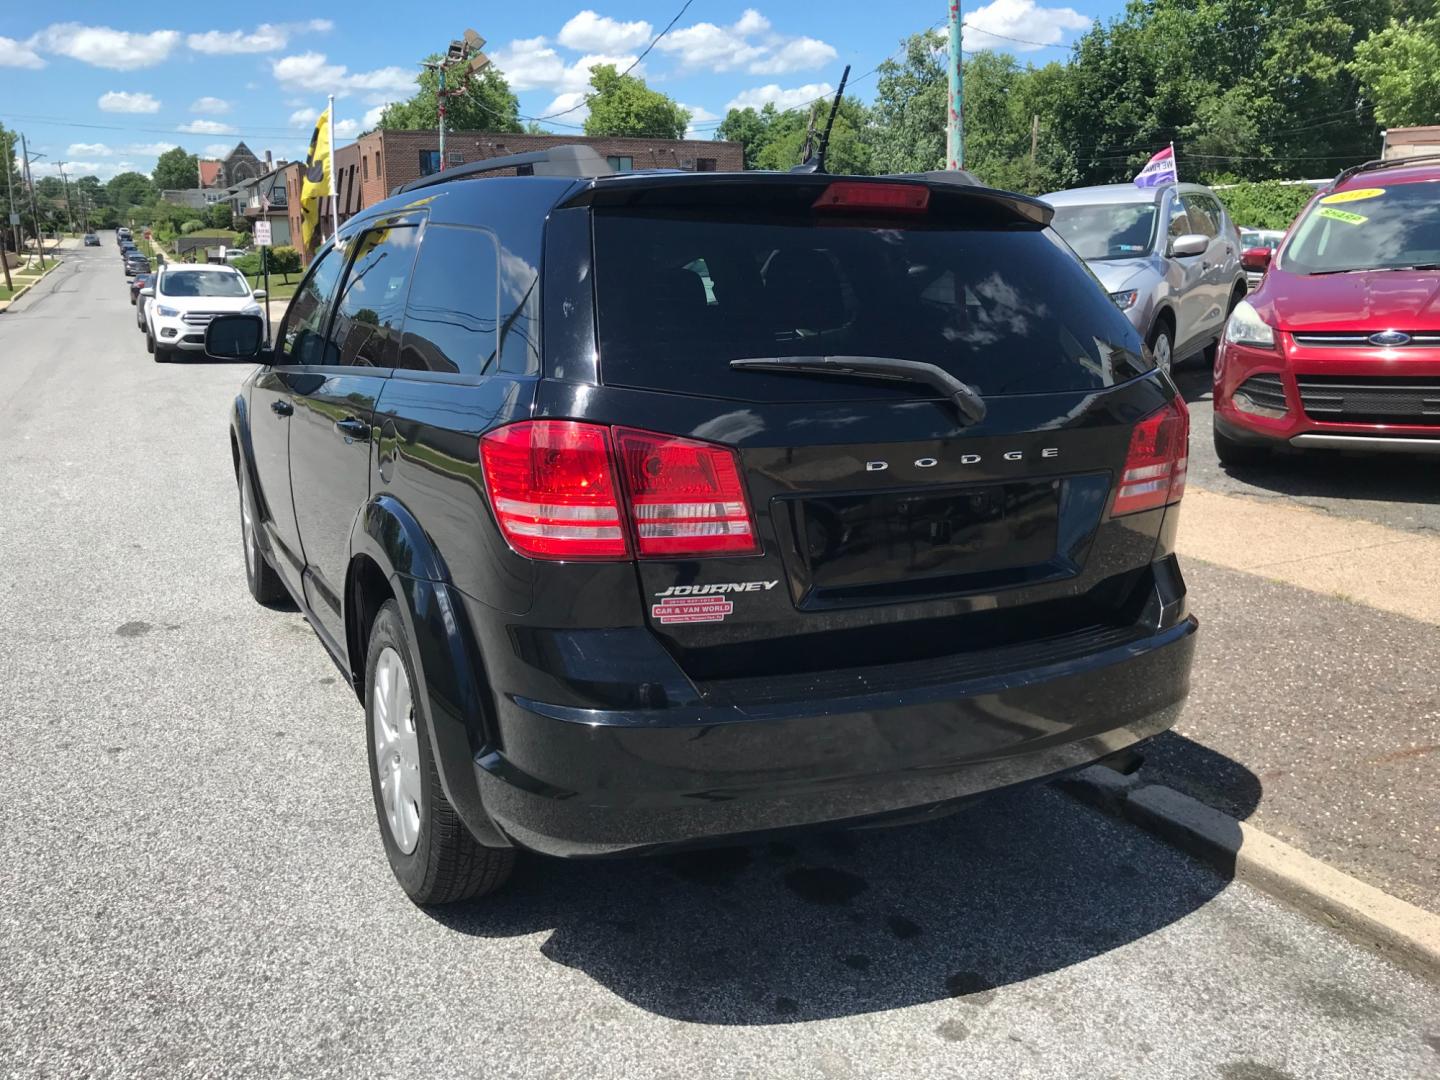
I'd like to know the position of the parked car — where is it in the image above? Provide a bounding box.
[1239,228,1286,290]
[128,272,153,308]
[141,264,266,362]
[206,150,1198,905]
[1213,155,1440,466]
[83,233,100,247]
[1043,182,1248,372]
[117,227,132,242]
[222,248,250,263]
[123,254,151,278]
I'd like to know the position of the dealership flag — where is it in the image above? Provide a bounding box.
[1133,144,1178,188]
[299,105,333,249]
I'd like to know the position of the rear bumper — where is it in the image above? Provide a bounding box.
[475,616,1197,856]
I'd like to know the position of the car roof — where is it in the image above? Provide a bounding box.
[1334,159,1440,190]
[1040,182,1216,207]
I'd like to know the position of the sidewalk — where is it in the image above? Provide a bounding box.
[1142,489,1440,914]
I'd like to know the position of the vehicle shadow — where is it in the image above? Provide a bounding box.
[1213,449,1440,507]
[1129,729,1263,822]
[1171,364,1213,405]
[427,770,1253,1024]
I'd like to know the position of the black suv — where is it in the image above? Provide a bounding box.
[209,147,1197,905]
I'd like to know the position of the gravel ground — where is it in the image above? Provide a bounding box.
[2,240,1438,1080]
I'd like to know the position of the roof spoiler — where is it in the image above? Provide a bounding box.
[392,144,613,196]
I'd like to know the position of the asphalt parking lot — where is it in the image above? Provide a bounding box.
[2,242,1438,1079]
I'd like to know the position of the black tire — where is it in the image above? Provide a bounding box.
[238,468,288,606]
[145,330,155,355]
[365,600,515,905]
[1147,319,1175,374]
[1213,424,1271,468]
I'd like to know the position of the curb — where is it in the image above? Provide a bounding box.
[1058,765,1440,983]
[0,283,33,312]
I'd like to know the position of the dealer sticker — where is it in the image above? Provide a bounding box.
[1317,207,1368,225]
[652,596,735,624]
[1321,187,1385,205]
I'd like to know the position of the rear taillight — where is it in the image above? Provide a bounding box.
[480,421,758,561]
[1112,398,1189,516]
[613,428,758,557]
[479,421,628,559]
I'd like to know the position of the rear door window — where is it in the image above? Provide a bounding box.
[327,224,420,368]
[591,211,1148,401]
[398,224,500,376]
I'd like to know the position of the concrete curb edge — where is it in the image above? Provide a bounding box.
[1057,765,1440,983]
[0,283,33,312]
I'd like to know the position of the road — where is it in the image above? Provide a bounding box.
[1,241,1438,1079]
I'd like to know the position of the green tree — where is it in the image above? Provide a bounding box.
[715,106,773,170]
[1352,14,1440,127]
[153,147,200,190]
[206,201,234,229]
[378,58,522,133]
[106,172,155,215]
[1212,179,1316,230]
[755,98,874,174]
[870,32,947,174]
[583,65,689,140]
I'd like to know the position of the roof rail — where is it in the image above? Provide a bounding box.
[392,144,614,196]
[1330,153,1440,189]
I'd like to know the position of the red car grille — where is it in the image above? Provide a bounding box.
[1296,375,1440,425]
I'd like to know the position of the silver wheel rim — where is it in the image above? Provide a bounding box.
[239,481,256,577]
[372,647,422,854]
[1154,333,1173,373]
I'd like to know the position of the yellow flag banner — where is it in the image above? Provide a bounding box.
[300,109,332,249]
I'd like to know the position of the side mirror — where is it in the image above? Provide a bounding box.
[205,314,266,362]
[252,289,267,299]
[1241,246,1273,273]
[1169,233,1209,258]
[139,287,154,297]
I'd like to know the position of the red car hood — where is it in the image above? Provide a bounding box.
[1255,268,1440,332]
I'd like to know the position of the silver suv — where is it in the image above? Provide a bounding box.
[1042,182,1247,371]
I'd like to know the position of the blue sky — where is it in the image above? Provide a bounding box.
[1,0,1127,183]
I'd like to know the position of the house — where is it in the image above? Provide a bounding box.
[198,160,223,189]
[237,163,294,247]
[199,142,267,188]
[1382,126,1440,161]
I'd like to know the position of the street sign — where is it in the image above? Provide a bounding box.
[253,221,272,247]
[7,213,18,225]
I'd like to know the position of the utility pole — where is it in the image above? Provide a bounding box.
[438,64,447,171]
[425,31,490,175]
[56,161,75,234]
[20,134,46,270]
[947,0,963,169]
[2,131,14,293]
[800,103,819,164]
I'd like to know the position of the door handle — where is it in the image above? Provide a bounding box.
[334,417,370,441]
[271,399,293,417]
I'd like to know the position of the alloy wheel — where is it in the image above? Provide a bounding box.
[372,647,422,854]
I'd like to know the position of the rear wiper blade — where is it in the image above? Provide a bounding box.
[729,355,987,426]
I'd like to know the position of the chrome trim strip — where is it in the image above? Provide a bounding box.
[1290,434,1440,454]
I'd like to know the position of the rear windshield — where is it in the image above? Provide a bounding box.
[1280,181,1440,274]
[1047,203,1157,259]
[592,211,1148,401]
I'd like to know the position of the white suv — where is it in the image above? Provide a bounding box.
[142,265,266,362]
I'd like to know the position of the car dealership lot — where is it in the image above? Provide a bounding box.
[1,242,1437,1079]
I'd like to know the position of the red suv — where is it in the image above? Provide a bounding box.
[1213,155,1440,466]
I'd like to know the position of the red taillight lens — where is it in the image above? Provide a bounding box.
[613,428,759,557]
[1112,398,1189,516]
[479,421,628,559]
[812,181,930,214]
[479,422,759,560]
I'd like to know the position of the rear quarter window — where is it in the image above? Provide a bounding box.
[591,210,1149,402]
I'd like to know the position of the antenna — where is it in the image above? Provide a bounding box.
[790,66,850,175]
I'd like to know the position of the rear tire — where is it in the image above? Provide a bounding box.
[145,330,155,355]
[365,600,515,905]
[1213,425,1271,468]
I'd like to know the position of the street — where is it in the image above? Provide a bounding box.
[1,241,1438,1079]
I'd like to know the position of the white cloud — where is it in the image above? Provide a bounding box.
[190,96,231,114]
[67,142,114,157]
[271,51,413,96]
[963,0,1090,50]
[203,143,233,157]
[178,119,237,135]
[748,36,837,75]
[186,19,332,54]
[558,11,652,52]
[29,24,179,70]
[655,17,766,72]
[289,107,320,127]
[98,91,161,113]
[125,141,179,156]
[333,118,361,139]
[36,159,133,180]
[492,37,639,95]
[540,91,588,123]
[362,103,393,128]
[679,104,719,138]
[0,36,45,68]
[726,82,832,112]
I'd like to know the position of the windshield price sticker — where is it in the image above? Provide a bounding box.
[1317,207,1368,226]
[1321,188,1385,205]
